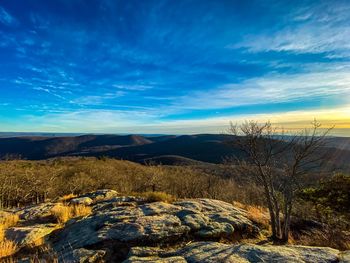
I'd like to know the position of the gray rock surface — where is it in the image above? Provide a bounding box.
[123,242,348,263]
[17,202,55,221]
[123,256,187,263]
[70,196,93,206]
[8,190,350,263]
[51,197,258,255]
[6,223,57,246]
[78,189,119,201]
[71,248,106,263]
[340,251,350,263]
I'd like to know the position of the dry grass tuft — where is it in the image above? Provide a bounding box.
[71,204,92,217]
[0,226,4,241]
[0,239,17,258]
[50,204,71,224]
[140,191,176,203]
[245,205,270,229]
[232,201,246,210]
[58,193,77,202]
[233,201,270,229]
[0,213,20,229]
[0,212,19,258]
[50,203,92,224]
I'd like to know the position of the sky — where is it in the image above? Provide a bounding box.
[0,0,350,135]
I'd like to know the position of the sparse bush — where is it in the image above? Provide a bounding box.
[141,191,176,203]
[0,158,266,209]
[294,227,350,250]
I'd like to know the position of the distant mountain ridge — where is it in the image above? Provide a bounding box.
[0,134,349,171]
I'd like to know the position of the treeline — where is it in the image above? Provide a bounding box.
[0,157,263,208]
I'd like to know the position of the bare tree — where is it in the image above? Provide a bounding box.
[228,120,332,242]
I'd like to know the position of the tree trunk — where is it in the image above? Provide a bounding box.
[281,193,293,242]
[263,185,279,240]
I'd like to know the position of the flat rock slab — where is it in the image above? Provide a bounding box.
[6,224,57,247]
[123,256,187,263]
[124,241,349,263]
[17,202,56,221]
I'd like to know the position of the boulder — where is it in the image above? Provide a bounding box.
[70,196,93,206]
[78,189,119,201]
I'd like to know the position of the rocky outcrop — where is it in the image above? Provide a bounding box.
[4,190,350,263]
[51,197,258,261]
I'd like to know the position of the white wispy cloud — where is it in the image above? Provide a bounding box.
[231,2,350,56]
[0,6,18,27]
[32,87,67,100]
[71,91,126,105]
[235,26,350,54]
[17,109,159,133]
[113,84,153,91]
[174,68,350,110]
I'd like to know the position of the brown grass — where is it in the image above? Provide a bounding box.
[0,158,264,210]
[294,228,350,250]
[0,226,4,241]
[71,204,92,217]
[246,205,270,229]
[50,204,71,224]
[0,212,19,258]
[233,201,270,229]
[50,203,92,224]
[232,201,246,210]
[0,213,19,229]
[140,191,176,203]
[58,193,77,202]
[0,239,17,258]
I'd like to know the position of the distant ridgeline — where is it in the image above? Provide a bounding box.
[0,134,349,171]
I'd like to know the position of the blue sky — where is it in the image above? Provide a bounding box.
[0,0,350,134]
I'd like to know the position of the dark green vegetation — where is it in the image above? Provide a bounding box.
[297,174,350,249]
[301,173,350,216]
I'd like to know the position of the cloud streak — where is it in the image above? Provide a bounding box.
[175,68,350,110]
[0,6,18,27]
